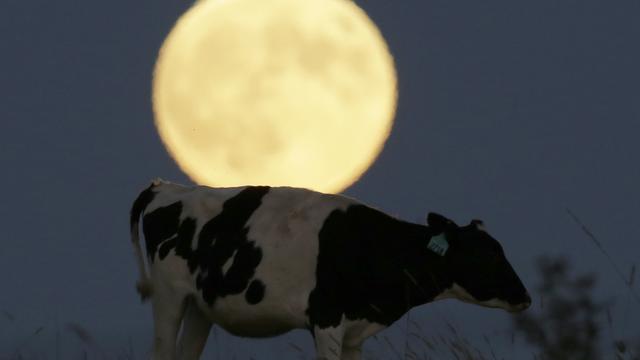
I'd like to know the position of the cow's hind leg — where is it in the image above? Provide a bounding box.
[177,298,212,360]
[313,324,345,360]
[151,285,188,360]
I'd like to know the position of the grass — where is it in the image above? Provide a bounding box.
[1,307,638,359]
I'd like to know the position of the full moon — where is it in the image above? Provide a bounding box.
[153,0,397,193]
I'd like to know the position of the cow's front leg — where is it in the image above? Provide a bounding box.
[313,324,345,360]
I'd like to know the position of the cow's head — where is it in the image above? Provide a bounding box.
[426,212,531,313]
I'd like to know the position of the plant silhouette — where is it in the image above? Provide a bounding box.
[512,255,640,360]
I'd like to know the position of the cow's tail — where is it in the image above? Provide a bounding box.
[129,181,158,302]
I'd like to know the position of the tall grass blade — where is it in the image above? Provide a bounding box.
[565,208,640,304]
[66,323,94,346]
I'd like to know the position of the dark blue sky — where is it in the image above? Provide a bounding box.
[2,0,639,358]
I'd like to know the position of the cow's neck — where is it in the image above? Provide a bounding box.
[365,223,454,324]
[400,226,454,307]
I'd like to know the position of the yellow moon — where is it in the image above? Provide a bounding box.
[153,0,397,193]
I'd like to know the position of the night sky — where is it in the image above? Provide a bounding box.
[2,0,639,358]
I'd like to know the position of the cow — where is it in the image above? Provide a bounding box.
[130,179,531,360]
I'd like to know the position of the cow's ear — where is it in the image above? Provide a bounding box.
[427,212,457,233]
[471,219,487,232]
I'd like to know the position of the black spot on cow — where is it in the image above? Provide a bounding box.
[307,205,453,329]
[224,241,263,294]
[142,201,182,262]
[130,183,156,233]
[158,237,177,259]
[193,186,270,305]
[175,217,198,271]
[245,279,266,305]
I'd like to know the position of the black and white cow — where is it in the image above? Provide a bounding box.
[130,179,530,360]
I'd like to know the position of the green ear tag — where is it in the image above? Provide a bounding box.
[427,233,449,256]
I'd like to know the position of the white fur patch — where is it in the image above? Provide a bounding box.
[221,249,236,275]
[436,283,516,311]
